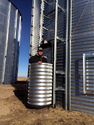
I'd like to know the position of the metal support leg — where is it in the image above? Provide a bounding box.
[53,0,58,107]
[65,0,69,110]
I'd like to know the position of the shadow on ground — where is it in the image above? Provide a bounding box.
[11,81,28,107]
[11,81,52,109]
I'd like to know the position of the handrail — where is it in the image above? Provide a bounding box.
[83,53,86,94]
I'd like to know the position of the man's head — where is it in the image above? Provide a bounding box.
[38,47,43,56]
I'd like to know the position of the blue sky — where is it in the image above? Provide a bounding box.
[10,0,32,77]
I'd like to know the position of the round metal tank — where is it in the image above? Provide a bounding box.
[0,0,22,84]
[27,63,53,106]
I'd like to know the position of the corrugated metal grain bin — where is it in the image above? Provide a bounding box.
[0,0,22,84]
[29,0,94,115]
[69,0,94,114]
[27,63,53,106]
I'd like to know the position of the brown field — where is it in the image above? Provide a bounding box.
[17,77,27,81]
[0,82,94,125]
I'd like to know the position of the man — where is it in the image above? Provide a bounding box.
[29,47,47,64]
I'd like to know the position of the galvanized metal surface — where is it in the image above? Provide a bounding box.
[53,0,58,107]
[12,14,21,84]
[65,0,69,110]
[43,47,52,63]
[0,0,10,84]
[30,0,41,56]
[0,0,22,84]
[70,0,94,114]
[4,3,14,84]
[12,10,18,83]
[27,63,53,106]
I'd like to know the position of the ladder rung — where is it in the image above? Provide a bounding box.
[44,14,49,18]
[56,36,65,42]
[56,71,65,75]
[44,0,50,5]
[43,26,48,30]
[55,87,65,91]
[58,5,65,13]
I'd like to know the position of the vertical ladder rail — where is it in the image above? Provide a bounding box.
[83,53,86,94]
[53,0,58,107]
[69,0,72,111]
[65,0,69,110]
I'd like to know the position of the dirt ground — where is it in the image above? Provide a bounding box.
[0,79,94,125]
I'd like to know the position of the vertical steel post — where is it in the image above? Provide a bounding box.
[32,0,35,55]
[65,0,69,110]
[2,3,11,84]
[69,0,72,110]
[53,0,58,107]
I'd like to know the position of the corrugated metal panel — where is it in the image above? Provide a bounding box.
[30,0,41,56]
[56,41,65,71]
[0,0,22,84]
[70,0,94,114]
[4,3,15,84]
[55,41,65,107]
[12,13,21,83]
[43,0,55,41]
[12,9,18,83]
[43,47,52,63]
[12,40,18,83]
[57,7,66,39]
[27,63,53,106]
[0,0,9,84]
[56,91,65,107]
